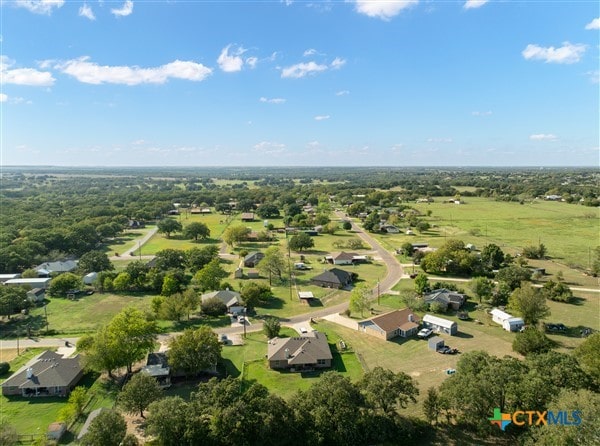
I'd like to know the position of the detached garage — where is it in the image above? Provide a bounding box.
[422,314,458,336]
[428,336,445,351]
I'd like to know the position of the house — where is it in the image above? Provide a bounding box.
[1,350,83,397]
[83,272,98,285]
[128,219,145,229]
[428,336,445,351]
[241,212,255,222]
[0,273,21,283]
[358,309,420,340]
[310,268,353,289]
[422,314,458,336]
[244,251,264,267]
[141,352,171,388]
[423,289,465,311]
[190,208,202,214]
[380,224,400,234]
[267,331,332,371]
[326,252,358,265]
[4,278,51,289]
[26,288,45,303]
[201,290,244,314]
[36,260,78,276]
[490,308,525,332]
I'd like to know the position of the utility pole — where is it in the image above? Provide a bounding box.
[138,241,141,260]
[243,307,247,339]
[377,280,380,306]
[44,304,49,334]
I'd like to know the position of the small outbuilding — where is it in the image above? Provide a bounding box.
[428,336,445,351]
[83,272,98,285]
[26,288,46,303]
[490,308,525,332]
[422,314,458,336]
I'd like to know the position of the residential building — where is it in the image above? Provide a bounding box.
[423,289,465,311]
[422,314,458,335]
[201,290,244,314]
[310,268,353,289]
[267,331,332,371]
[358,309,420,340]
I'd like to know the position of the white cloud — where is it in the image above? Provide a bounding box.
[0,56,55,86]
[15,0,64,15]
[522,42,587,64]
[585,18,600,30]
[427,137,453,143]
[0,93,7,102]
[336,90,350,96]
[55,56,212,85]
[530,134,558,141]
[111,0,133,17]
[330,57,346,69]
[217,45,247,72]
[354,0,418,21]
[471,110,492,116]
[314,115,330,120]
[586,70,599,84]
[79,3,95,20]
[246,57,258,69]
[281,61,328,78]
[303,49,318,57]
[259,97,286,104]
[463,0,488,9]
[253,141,286,154]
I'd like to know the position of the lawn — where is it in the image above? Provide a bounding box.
[103,226,156,256]
[220,327,363,400]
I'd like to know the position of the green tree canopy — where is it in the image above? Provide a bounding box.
[288,232,314,252]
[183,222,210,241]
[157,218,182,238]
[358,366,419,415]
[222,225,251,247]
[257,246,286,285]
[168,326,222,378]
[349,283,371,317]
[78,250,114,273]
[119,372,163,418]
[192,258,228,292]
[241,282,272,308]
[508,283,550,325]
[48,272,83,297]
[512,328,553,356]
[80,409,127,446]
[263,316,281,339]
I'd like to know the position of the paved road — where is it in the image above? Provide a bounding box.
[109,226,159,260]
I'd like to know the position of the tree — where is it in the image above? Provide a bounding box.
[256,203,280,219]
[342,220,352,231]
[119,372,163,418]
[363,211,380,232]
[80,409,127,446]
[470,277,494,303]
[181,288,200,320]
[399,242,413,257]
[541,279,573,303]
[524,389,600,446]
[168,326,222,378]
[193,258,228,292]
[349,283,371,317]
[591,246,600,276]
[157,218,182,238]
[288,232,314,252]
[241,282,272,308]
[574,333,600,386]
[183,222,210,241]
[158,293,187,321]
[423,387,440,425]
[186,245,219,273]
[522,243,547,259]
[359,367,419,415]
[112,272,131,292]
[263,316,281,339]
[78,250,114,273]
[496,265,532,290]
[161,275,182,296]
[125,260,149,290]
[257,246,286,285]
[146,397,200,446]
[201,297,227,316]
[508,283,550,325]
[512,328,553,355]
[48,272,83,297]
[222,225,250,247]
[0,287,28,318]
[414,272,429,295]
[77,328,121,378]
[107,307,158,374]
[154,249,186,271]
[481,243,505,270]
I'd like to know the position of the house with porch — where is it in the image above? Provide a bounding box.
[267,331,332,371]
[1,350,83,397]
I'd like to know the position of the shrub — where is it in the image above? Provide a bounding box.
[201,297,227,316]
[0,362,9,375]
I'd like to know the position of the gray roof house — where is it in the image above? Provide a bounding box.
[1,350,83,397]
[310,268,353,289]
[201,290,243,311]
[423,289,466,311]
[267,331,332,371]
[244,252,264,267]
[36,260,78,276]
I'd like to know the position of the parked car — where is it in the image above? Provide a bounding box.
[437,346,459,355]
[417,328,433,339]
[220,334,228,344]
[300,327,308,334]
[545,323,567,332]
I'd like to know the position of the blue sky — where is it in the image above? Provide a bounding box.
[1,0,598,167]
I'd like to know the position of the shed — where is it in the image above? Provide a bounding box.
[503,317,525,332]
[428,336,445,351]
[83,272,98,285]
[26,288,46,303]
[422,314,458,336]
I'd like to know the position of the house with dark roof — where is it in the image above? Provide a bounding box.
[310,268,353,289]
[358,309,420,340]
[141,352,171,387]
[1,350,83,397]
[244,251,264,267]
[267,331,332,371]
[423,289,465,311]
[201,290,244,313]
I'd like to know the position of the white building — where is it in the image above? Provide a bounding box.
[490,308,524,332]
[4,278,51,289]
[422,314,458,335]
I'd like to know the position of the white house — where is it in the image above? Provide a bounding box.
[0,274,21,283]
[490,308,525,332]
[422,314,458,336]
